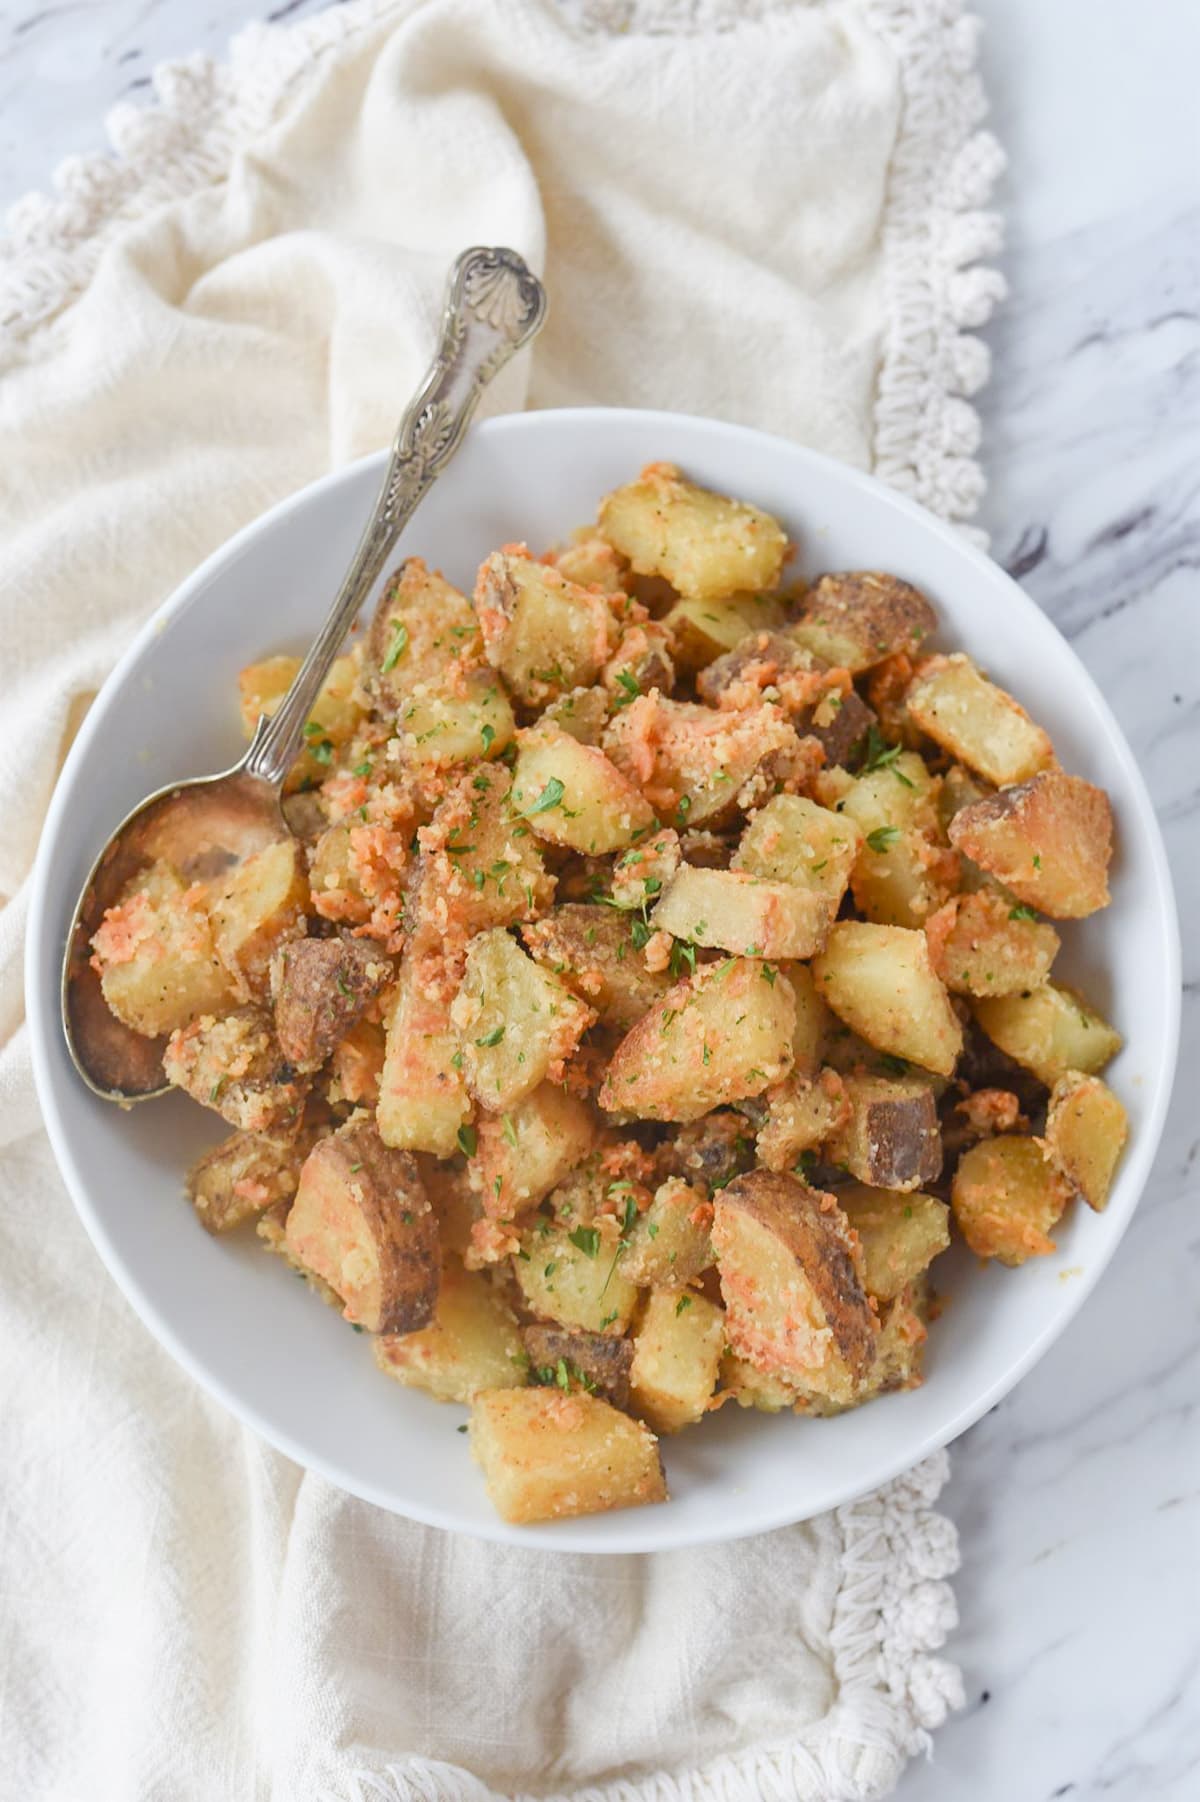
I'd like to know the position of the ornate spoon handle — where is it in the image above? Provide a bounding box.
[245,246,547,789]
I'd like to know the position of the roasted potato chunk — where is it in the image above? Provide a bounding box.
[475,550,617,705]
[469,1083,596,1217]
[733,794,862,912]
[598,462,787,605]
[522,1326,635,1409]
[973,983,1121,1087]
[510,723,656,855]
[271,934,391,1072]
[513,1220,639,1334]
[469,1387,667,1524]
[664,592,787,671]
[550,533,629,592]
[522,904,672,1031]
[654,1112,756,1193]
[238,650,365,792]
[452,929,595,1111]
[824,1073,943,1191]
[906,654,1054,787]
[285,1117,439,1331]
[812,922,963,1077]
[924,890,1060,998]
[604,692,811,828]
[407,765,554,961]
[374,1259,525,1402]
[789,572,936,673]
[836,1185,950,1301]
[836,753,956,930]
[651,866,832,961]
[393,667,516,771]
[1043,1072,1129,1211]
[91,860,235,1038]
[786,962,831,1076]
[755,1069,850,1172]
[377,958,470,1157]
[210,838,309,997]
[163,1006,306,1131]
[186,1122,312,1235]
[366,558,481,709]
[629,1288,725,1433]
[608,829,682,909]
[951,1135,1072,1265]
[599,956,795,1122]
[712,1170,877,1407]
[621,1177,714,1287]
[947,770,1114,918]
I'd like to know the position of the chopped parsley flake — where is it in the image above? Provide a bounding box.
[381,619,409,672]
[456,1125,477,1158]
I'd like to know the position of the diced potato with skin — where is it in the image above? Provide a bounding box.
[734,794,862,912]
[947,771,1114,919]
[599,957,795,1123]
[906,655,1054,787]
[469,1082,596,1218]
[238,651,365,792]
[186,1123,312,1234]
[377,958,470,1156]
[270,934,391,1071]
[654,1112,756,1194]
[651,866,833,961]
[924,890,1060,999]
[257,1199,342,1308]
[785,962,830,1077]
[603,692,814,829]
[308,822,369,926]
[417,1155,482,1258]
[937,763,993,832]
[598,462,787,606]
[796,1274,932,1414]
[326,1018,386,1108]
[210,839,309,998]
[451,929,595,1112]
[812,922,963,1077]
[664,593,787,672]
[835,755,958,929]
[407,766,554,961]
[393,669,516,771]
[540,685,611,746]
[951,1135,1072,1265]
[800,686,877,770]
[522,905,673,1031]
[788,572,936,674]
[373,1259,526,1403]
[522,1326,635,1408]
[1044,1072,1129,1212]
[695,629,819,706]
[629,1288,725,1433]
[972,983,1121,1087]
[621,1177,714,1287]
[755,1068,850,1173]
[712,1171,877,1407]
[609,829,682,909]
[474,549,617,706]
[285,1117,440,1331]
[509,723,656,856]
[469,1387,667,1525]
[825,1074,943,1191]
[603,621,675,700]
[837,1185,950,1302]
[550,533,629,593]
[163,1006,306,1132]
[513,1220,639,1334]
[91,860,235,1038]
[366,559,481,709]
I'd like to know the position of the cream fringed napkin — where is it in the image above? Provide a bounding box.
[0,2,1004,1796]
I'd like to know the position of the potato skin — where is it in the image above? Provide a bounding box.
[271,935,391,1072]
[522,1325,635,1409]
[285,1117,439,1332]
[948,771,1114,918]
[712,1170,877,1404]
[163,1006,307,1132]
[186,1122,313,1234]
[789,572,936,673]
[522,904,672,1031]
[825,1074,943,1191]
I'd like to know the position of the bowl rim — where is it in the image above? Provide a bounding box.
[25,406,1181,1551]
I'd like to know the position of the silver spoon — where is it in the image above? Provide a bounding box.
[62,246,548,1104]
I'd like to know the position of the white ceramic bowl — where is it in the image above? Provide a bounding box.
[27,409,1180,1551]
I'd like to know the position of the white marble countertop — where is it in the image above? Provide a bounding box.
[2,2,1197,1798]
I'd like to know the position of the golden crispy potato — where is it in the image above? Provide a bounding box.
[377,959,470,1157]
[285,1117,439,1331]
[474,550,618,705]
[469,1082,596,1218]
[365,558,481,708]
[393,668,516,771]
[836,1185,950,1302]
[620,1177,714,1288]
[407,765,554,960]
[599,956,795,1122]
[789,572,936,673]
[238,650,365,792]
[951,1135,1072,1265]
[905,654,1054,786]
[948,770,1114,918]
[211,839,309,998]
[603,692,811,829]
[836,753,957,930]
[825,1073,943,1191]
[785,962,831,1077]
[270,934,391,1072]
[522,904,673,1031]
[510,723,656,855]
[812,922,963,1076]
[186,1122,313,1235]
[733,794,862,913]
[452,929,595,1112]
[163,1006,306,1132]
[374,1259,526,1403]
[629,1288,725,1433]
[608,828,682,909]
[972,983,1121,1087]
[924,890,1060,998]
[1044,1072,1128,1211]
[550,533,629,593]
[469,1388,667,1524]
[91,860,235,1038]
[712,1170,877,1407]
[754,1069,850,1172]
[513,1219,639,1334]
[598,462,787,604]
[651,866,832,961]
[664,592,787,671]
